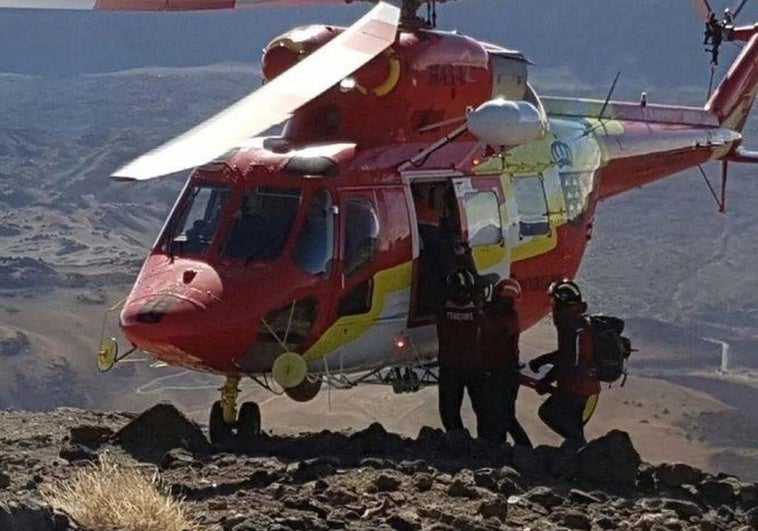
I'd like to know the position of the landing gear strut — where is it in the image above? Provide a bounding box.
[209,375,262,445]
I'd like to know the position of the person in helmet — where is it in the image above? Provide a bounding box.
[528,279,600,449]
[436,267,489,439]
[479,277,532,446]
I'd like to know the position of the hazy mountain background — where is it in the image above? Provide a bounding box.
[0,0,756,477]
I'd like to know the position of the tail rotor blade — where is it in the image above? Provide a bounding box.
[733,0,750,21]
[112,1,400,180]
[692,0,714,21]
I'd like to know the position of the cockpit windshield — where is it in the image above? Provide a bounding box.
[163,184,230,256]
[222,186,301,261]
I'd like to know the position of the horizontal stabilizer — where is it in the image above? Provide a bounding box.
[726,147,758,163]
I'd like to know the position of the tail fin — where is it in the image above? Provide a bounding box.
[706,28,758,131]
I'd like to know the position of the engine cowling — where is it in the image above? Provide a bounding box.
[466,98,547,147]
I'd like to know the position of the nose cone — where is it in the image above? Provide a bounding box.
[120,293,210,363]
[118,257,238,368]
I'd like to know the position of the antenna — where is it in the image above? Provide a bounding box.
[597,71,621,121]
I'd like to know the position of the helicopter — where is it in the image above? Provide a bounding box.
[2,0,758,444]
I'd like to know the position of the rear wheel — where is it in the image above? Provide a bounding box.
[209,400,234,445]
[284,377,322,402]
[237,401,262,440]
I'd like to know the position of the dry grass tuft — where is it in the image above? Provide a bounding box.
[41,458,196,531]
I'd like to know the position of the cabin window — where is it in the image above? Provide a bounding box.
[343,198,379,277]
[293,189,334,275]
[513,175,550,237]
[462,192,502,247]
[222,186,301,260]
[163,185,230,256]
[338,278,373,316]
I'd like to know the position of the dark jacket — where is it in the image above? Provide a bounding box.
[478,299,520,371]
[436,296,482,371]
[533,315,600,396]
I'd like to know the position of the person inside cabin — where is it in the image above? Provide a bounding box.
[528,280,600,450]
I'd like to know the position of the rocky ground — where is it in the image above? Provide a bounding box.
[0,404,756,531]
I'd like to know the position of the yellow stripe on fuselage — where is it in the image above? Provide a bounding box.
[303,261,413,363]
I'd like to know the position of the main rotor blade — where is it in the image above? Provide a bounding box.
[0,0,353,10]
[692,0,714,21]
[112,1,399,180]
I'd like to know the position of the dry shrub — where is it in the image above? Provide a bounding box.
[41,458,196,531]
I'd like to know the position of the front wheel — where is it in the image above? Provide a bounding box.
[237,401,262,440]
[209,400,234,445]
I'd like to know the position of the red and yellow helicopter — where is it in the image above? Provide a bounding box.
[3,0,758,443]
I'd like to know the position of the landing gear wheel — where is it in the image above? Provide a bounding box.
[284,377,322,402]
[209,400,234,445]
[237,402,262,440]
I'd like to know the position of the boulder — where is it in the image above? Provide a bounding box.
[58,443,98,464]
[660,498,703,519]
[577,430,641,485]
[0,471,9,490]
[525,486,563,510]
[114,403,210,462]
[478,500,507,520]
[737,483,758,510]
[550,509,592,530]
[374,473,402,492]
[385,511,422,531]
[655,463,703,488]
[68,425,113,448]
[0,501,77,531]
[698,480,736,507]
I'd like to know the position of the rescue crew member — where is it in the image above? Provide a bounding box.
[479,278,532,447]
[436,268,490,439]
[529,279,600,450]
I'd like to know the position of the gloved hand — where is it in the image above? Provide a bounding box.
[536,378,553,395]
[528,359,542,373]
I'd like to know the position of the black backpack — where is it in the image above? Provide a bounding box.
[585,315,632,385]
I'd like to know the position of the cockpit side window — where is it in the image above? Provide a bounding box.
[343,198,379,277]
[163,185,230,256]
[293,189,334,275]
[221,186,301,261]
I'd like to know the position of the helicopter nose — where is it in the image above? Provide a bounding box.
[120,293,208,351]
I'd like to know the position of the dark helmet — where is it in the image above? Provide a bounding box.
[445,268,477,292]
[547,279,582,304]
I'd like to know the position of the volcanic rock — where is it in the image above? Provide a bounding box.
[525,486,563,509]
[478,499,507,520]
[550,508,592,530]
[0,501,77,531]
[67,425,113,448]
[413,473,433,492]
[374,473,402,492]
[577,429,641,485]
[655,462,703,488]
[114,402,211,462]
[738,483,758,509]
[661,498,704,519]
[58,443,98,463]
[699,479,736,506]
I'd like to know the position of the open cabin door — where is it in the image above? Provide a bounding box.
[408,174,510,326]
